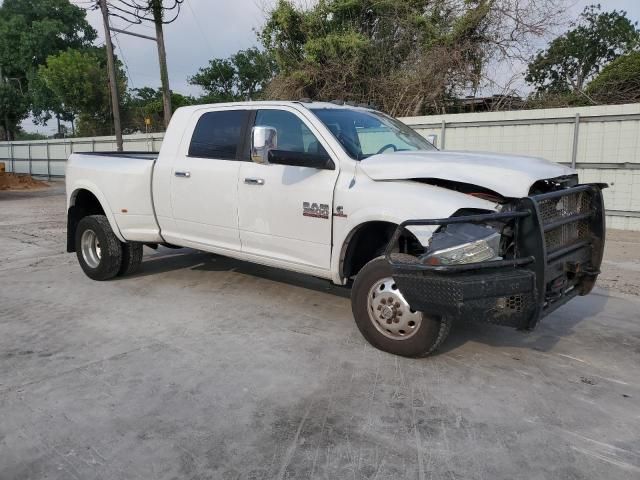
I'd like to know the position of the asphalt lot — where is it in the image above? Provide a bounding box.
[1,182,639,480]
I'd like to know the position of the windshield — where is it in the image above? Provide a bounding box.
[311,108,436,160]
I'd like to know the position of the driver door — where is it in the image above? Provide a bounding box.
[237,108,339,271]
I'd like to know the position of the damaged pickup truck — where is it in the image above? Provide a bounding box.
[66,101,606,357]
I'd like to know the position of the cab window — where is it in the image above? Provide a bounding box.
[189,110,248,159]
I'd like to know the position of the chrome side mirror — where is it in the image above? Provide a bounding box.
[426,134,437,146]
[251,126,277,165]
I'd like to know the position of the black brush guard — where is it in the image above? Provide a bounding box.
[384,184,606,329]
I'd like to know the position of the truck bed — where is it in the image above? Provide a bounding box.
[66,152,162,243]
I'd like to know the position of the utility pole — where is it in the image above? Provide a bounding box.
[98,0,124,152]
[151,0,172,129]
[104,1,179,130]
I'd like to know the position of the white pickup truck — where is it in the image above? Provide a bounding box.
[66,101,606,357]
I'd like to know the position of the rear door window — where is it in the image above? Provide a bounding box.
[188,110,248,159]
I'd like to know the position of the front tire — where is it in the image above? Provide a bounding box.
[351,256,451,357]
[75,215,123,281]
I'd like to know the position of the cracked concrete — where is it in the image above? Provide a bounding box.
[0,183,639,479]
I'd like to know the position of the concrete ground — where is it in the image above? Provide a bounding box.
[1,182,639,480]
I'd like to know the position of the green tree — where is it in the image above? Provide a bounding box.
[256,0,563,116]
[36,48,127,136]
[38,50,106,118]
[125,87,196,132]
[0,0,96,139]
[586,51,640,103]
[231,48,277,100]
[189,58,237,101]
[526,5,640,95]
[29,69,75,133]
[189,48,276,101]
[0,82,29,141]
[0,0,96,76]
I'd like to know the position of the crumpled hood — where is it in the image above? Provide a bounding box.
[360,150,575,198]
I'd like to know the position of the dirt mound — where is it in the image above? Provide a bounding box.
[0,172,49,191]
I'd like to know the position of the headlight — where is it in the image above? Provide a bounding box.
[421,223,501,265]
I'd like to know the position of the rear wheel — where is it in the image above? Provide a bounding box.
[75,215,122,281]
[351,256,451,357]
[118,242,143,276]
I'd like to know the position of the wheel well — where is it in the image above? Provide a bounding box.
[340,221,424,281]
[67,189,106,252]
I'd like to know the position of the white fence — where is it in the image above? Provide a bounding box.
[0,133,164,178]
[1,103,639,230]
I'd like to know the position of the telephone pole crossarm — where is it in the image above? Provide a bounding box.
[111,27,157,42]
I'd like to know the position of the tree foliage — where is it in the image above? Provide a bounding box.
[586,51,640,104]
[37,49,107,118]
[257,0,567,116]
[526,5,640,95]
[36,48,128,136]
[0,0,96,139]
[29,70,74,127]
[0,0,96,77]
[0,82,30,139]
[189,48,276,101]
[125,87,196,132]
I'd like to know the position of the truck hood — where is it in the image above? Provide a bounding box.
[360,150,574,198]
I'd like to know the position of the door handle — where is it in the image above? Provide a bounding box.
[175,171,191,178]
[244,178,265,186]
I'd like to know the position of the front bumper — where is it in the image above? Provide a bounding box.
[386,184,606,329]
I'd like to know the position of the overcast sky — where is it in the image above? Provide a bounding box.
[21,0,640,133]
[87,0,269,96]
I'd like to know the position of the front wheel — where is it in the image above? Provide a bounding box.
[75,215,123,281]
[351,256,451,357]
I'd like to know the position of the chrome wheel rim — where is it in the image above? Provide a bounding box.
[367,277,422,340]
[80,229,101,269]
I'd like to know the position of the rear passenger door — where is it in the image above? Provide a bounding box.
[170,108,249,251]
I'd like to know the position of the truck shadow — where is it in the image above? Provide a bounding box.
[132,247,351,299]
[133,247,610,355]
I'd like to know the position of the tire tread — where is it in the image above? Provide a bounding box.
[118,242,143,276]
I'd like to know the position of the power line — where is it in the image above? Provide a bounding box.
[106,1,184,25]
[183,0,236,95]
[184,0,215,56]
[113,34,135,88]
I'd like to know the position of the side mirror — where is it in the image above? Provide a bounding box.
[251,126,277,164]
[426,134,437,146]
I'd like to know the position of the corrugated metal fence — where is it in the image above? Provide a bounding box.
[0,133,164,178]
[1,103,639,230]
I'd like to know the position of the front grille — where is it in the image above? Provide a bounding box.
[538,189,592,222]
[545,219,590,250]
[537,190,594,253]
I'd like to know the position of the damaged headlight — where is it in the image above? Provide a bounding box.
[421,223,501,266]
